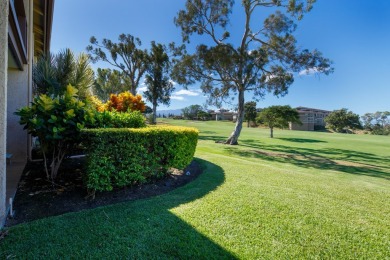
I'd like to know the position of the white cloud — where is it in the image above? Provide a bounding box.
[174,89,201,96]
[137,86,148,93]
[170,95,185,101]
[139,87,203,101]
[265,74,277,82]
[169,80,177,86]
[170,88,205,101]
[299,67,320,76]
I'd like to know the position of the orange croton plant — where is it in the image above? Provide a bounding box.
[89,91,146,113]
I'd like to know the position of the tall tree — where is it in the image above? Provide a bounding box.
[373,111,390,128]
[182,104,203,120]
[93,68,127,101]
[361,111,390,135]
[33,49,94,98]
[361,113,374,130]
[256,105,301,138]
[325,108,362,133]
[86,34,148,95]
[172,0,332,144]
[244,101,257,127]
[144,42,175,124]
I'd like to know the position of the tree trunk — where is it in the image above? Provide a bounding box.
[226,89,245,145]
[130,87,136,96]
[247,120,249,128]
[152,102,157,125]
[270,127,274,138]
[130,81,136,96]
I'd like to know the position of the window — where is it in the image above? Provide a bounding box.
[8,0,28,68]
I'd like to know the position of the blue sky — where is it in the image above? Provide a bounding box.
[51,0,390,115]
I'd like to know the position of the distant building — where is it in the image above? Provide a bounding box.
[289,107,331,131]
[209,109,238,121]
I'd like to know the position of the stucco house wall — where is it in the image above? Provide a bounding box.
[7,69,30,161]
[211,112,237,121]
[0,0,9,228]
[8,0,33,161]
[289,107,331,131]
[6,0,34,162]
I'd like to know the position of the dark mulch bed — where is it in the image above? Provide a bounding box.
[5,157,203,227]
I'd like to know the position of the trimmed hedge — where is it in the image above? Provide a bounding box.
[90,110,146,129]
[81,126,199,192]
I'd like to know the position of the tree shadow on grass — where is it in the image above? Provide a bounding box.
[242,140,390,168]
[199,134,228,142]
[0,158,237,259]
[201,131,217,134]
[277,138,327,143]
[227,141,390,180]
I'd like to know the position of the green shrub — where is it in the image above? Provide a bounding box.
[90,110,146,128]
[81,126,199,193]
[16,85,94,180]
[370,125,390,135]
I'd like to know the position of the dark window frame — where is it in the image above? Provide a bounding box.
[8,0,28,70]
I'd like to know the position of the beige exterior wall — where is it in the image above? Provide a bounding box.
[211,112,236,121]
[1,0,34,228]
[290,122,315,131]
[0,0,10,227]
[7,68,30,161]
[7,0,33,162]
[290,107,330,131]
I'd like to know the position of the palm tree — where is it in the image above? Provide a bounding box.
[33,48,94,99]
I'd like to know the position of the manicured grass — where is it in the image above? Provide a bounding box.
[1,120,389,258]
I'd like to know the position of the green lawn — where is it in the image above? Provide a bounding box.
[1,119,389,259]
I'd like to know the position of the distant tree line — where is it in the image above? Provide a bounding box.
[325,109,362,133]
[156,113,178,118]
[238,103,389,137]
[361,111,390,135]
[181,105,211,120]
[325,109,389,135]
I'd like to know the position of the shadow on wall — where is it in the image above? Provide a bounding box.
[0,158,237,259]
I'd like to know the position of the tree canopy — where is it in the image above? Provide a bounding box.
[172,0,333,144]
[244,101,257,127]
[93,68,127,101]
[144,42,175,124]
[362,111,390,129]
[361,111,390,135]
[87,34,148,95]
[325,108,362,133]
[256,105,301,138]
[182,104,204,120]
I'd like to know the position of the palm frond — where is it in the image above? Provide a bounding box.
[71,53,95,99]
[55,48,76,94]
[33,53,57,96]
